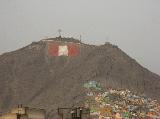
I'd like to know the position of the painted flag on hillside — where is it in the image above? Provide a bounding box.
[48,42,59,56]
[58,45,68,56]
[48,42,79,56]
[68,43,79,56]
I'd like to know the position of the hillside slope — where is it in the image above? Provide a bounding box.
[0,37,160,118]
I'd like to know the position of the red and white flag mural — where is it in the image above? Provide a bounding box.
[48,42,79,57]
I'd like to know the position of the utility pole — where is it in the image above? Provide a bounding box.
[80,35,82,42]
[105,32,109,43]
[120,79,122,89]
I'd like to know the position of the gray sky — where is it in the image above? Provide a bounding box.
[0,0,160,75]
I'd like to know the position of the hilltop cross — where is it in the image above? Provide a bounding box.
[58,29,62,38]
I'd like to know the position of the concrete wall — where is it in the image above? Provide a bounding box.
[26,108,45,119]
[0,107,45,119]
[0,113,17,119]
[19,114,28,119]
[11,107,26,115]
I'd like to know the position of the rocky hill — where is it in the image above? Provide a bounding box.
[0,37,160,118]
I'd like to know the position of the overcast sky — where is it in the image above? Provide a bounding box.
[0,0,160,75]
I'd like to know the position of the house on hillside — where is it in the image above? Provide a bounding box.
[0,105,46,119]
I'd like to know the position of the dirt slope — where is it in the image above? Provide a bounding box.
[0,37,160,118]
